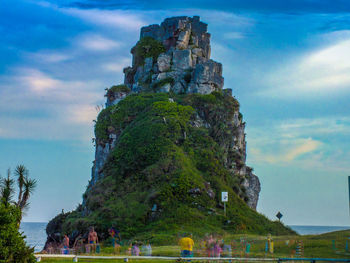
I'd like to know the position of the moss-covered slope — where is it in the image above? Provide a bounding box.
[52,92,294,244]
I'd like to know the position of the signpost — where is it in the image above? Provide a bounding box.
[276,211,283,221]
[222,192,228,216]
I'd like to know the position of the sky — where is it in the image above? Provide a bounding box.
[1,0,350,226]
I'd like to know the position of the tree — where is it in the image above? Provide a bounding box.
[0,165,37,223]
[0,203,36,263]
[0,169,15,207]
[0,165,36,262]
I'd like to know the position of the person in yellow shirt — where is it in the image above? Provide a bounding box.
[179,233,194,258]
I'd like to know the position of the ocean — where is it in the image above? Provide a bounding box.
[20,222,350,252]
[20,222,47,252]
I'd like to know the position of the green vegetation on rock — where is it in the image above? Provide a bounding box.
[107,85,131,96]
[133,37,166,66]
[151,77,175,91]
[58,91,295,244]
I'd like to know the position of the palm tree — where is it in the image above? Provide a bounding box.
[0,165,37,224]
[0,169,15,207]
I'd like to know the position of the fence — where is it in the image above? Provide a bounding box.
[34,255,350,262]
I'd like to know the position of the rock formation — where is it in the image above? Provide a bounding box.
[47,16,295,244]
[89,16,260,209]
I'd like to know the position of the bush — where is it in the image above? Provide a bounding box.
[106,85,130,97]
[133,37,166,66]
[151,77,174,91]
[0,203,35,263]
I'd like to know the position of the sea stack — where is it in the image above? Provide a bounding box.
[46,16,294,244]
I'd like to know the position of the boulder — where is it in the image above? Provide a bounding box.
[176,30,190,49]
[172,81,185,94]
[158,83,171,93]
[140,24,163,41]
[243,168,261,210]
[173,49,192,70]
[157,53,171,72]
[189,59,224,94]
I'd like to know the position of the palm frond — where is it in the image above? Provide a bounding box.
[1,172,15,206]
[19,176,37,210]
[15,164,28,205]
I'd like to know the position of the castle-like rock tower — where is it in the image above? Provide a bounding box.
[89,16,261,209]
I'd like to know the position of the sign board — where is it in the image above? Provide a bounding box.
[222,192,228,202]
[276,211,283,220]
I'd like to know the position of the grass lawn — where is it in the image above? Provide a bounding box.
[37,230,350,262]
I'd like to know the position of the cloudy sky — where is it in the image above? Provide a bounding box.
[1,0,350,226]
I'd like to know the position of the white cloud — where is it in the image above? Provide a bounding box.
[65,105,99,125]
[32,1,146,31]
[25,51,70,63]
[260,32,350,98]
[250,137,322,164]
[102,58,130,72]
[247,116,350,172]
[223,32,245,39]
[284,138,321,161]
[278,117,350,137]
[18,68,60,92]
[62,7,145,31]
[77,34,121,51]
[0,67,103,141]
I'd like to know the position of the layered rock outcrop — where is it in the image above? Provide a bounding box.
[88,16,260,210]
[123,16,223,95]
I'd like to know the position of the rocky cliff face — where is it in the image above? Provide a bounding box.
[88,16,260,210]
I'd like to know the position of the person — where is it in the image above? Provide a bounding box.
[63,234,69,254]
[109,227,121,254]
[213,240,222,257]
[179,233,194,259]
[75,237,86,254]
[146,242,152,256]
[222,241,232,262]
[88,227,99,254]
[205,235,215,257]
[46,242,54,254]
[132,242,140,256]
[141,242,152,256]
[141,242,146,255]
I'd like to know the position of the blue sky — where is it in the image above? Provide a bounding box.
[1,0,350,226]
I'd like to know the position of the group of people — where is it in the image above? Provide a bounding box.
[44,227,100,254]
[126,242,153,256]
[108,226,153,256]
[179,234,252,259]
[44,228,254,258]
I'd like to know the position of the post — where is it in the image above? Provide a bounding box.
[346,239,349,252]
[348,176,350,216]
[222,192,228,216]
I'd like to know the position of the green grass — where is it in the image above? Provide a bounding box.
[40,260,173,263]
[38,230,350,262]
